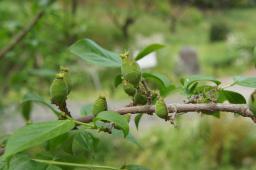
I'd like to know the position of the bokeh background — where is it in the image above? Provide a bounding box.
[1,0,256,169]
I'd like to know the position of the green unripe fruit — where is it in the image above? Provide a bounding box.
[60,66,71,94]
[134,90,147,105]
[92,96,108,115]
[114,114,131,131]
[50,73,68,106]
[121,52,141,87]
[249,90,256,115]
[155,97,168,119]
[122,80,136,96]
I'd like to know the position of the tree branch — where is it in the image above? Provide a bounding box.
[0,9,45,60]
[0,103,255,156]
[77,103,256,123]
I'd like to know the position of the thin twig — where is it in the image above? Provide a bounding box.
[77,103,255,123]
[0,9,45,60]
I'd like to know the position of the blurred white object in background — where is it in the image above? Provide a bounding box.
[133,50,157,69]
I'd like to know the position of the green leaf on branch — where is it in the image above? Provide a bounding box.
[72,130,98,154]
[21,99,32,122]
[69,38,121,67]
[135,114,143,130]
[135,44,164,61]
[233,76,256,88]
[220,90,246,104]
[182,75,221,89]
[114,74,122,87]
[186,82,199,95]
[22,92,61,116]
[3,120,75,158]
[112,129,142,148]
[94,111,129,137]
[143,72,170,87]
[142,72,175,96]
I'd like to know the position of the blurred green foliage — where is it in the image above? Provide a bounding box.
[94,116,256,170]
[209,21,230,42]
[0,1,256,110]
[2,3,256,132]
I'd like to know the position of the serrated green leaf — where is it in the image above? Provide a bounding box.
[233,76,256,88]
[94,111,129,137]
[69,38,121,67]
[80,104,93,116]
[22,92,61,116]
[220,90,246,104]
[135,44,164,61]
[114,74,122,87]
[135,114,143,130]
[4,120,75,158]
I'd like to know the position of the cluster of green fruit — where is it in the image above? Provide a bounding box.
[120,51,170,120]
[120,51,146,105]
[91,52,170,121]
[49,56,171,123]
